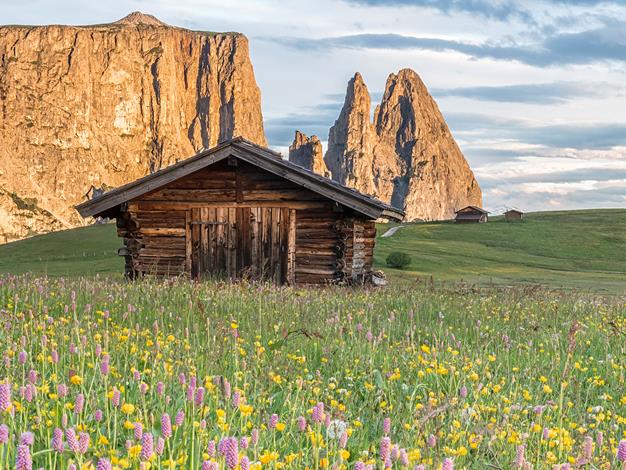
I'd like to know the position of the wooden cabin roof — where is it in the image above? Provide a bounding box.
[455,205,489,215]
[76,137,405,221]
[505,209,524,215]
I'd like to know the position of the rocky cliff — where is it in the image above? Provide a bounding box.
[0,12,266,242]
[324,69,482,221]
[288,130,329,177]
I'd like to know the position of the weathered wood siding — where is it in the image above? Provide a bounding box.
[116,160,377,284]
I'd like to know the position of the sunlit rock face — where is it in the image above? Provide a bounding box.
[324,69,482,221]
[0,12,266,242]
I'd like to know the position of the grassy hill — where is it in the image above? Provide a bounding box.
[375,209,626,292]
[0,209,625,292]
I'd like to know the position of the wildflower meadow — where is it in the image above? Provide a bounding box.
[0,275,624,469]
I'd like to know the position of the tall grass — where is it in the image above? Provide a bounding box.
[0,275,624,468]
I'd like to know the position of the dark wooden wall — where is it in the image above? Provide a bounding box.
[115,160,377,284]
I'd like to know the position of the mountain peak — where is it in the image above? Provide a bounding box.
[114,12,169,27]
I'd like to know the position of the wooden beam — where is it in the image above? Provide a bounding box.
[287,209,296,285]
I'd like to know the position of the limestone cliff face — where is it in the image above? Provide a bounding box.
[288,130,329,177]
[0,12,266,242]
[324,69,482,221]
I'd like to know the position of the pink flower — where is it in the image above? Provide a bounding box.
[52,428,64,453]
[297,416,307,432]
[112,388,120,407]
[156,382,164,395]
[96,458,112,470]
[18,351,27,364]
[161,413,172,439]
[134,422,143,440]
[515,444,527,468]
[380,437,391,462]
[251,428,259,446]
[195,387,205,407]
[617,439,626,462]
[74,394,84,414]
[78,432,89,454]
[442,458,454,470]
[19,432,34,446]
[312,403,324,423]
[65,428,79,453]
[15,444,32,470]
[427,434,437,448]
[94,409,103,422]
[223,437,238,469]
[459,385,468,399]
[155,437,165,456]
[240,455,250,470]
[232,391,241,408]
[141,433,153,461]
[383,417,391,435]
[0,382,11,411]
[175,410,184,426]
[400,449,409,466]
[27,370,37,384]
[207,440,216,457]
[269,413,279,429]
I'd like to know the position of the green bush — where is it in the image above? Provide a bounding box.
[385,251,412,269]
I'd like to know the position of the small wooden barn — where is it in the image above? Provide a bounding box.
[504,209,523,221]
[455,205,488,223]
[76,138,404,284]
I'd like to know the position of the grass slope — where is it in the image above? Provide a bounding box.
[376,209,626,292]
[0,209,624,291]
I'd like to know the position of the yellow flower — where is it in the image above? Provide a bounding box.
[99,435,109,445]
[276,422,286,432]
[70,375,83,385]
[340,450,350,460]
[121,403,135,415]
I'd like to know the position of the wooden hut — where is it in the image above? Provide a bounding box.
[76,138,404,284]
[504,209,523,221]
[455,205,488,223]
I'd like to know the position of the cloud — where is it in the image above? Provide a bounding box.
[264,20,626,66]
[431,81,622,104]
[340,0,524,20]
[446,113,626,149]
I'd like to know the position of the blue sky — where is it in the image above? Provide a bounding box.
[3,0,626,212]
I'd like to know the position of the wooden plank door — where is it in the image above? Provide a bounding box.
[188,206,294,283]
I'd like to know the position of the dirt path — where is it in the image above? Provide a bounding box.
[381,225,406,238]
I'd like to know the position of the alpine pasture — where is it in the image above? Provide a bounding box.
[0,210,625,469]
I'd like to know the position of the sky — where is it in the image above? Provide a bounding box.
[3,0,626,212]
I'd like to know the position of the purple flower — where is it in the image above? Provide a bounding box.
[459,385,468,399]
[195,387,205,407]
[427,434,437,447]
[74,394,84,414]
[618,439,626,462]
[251,428,259,446]
[51,351,59,364]
[15,444,32,470]
[232,391,241,408]
[78,432,89,454]
[354,462,366,470]
[27,370,37,384]
[18,351,27,364]
[65,428,79,453]
[239,437,249,449]
[382,417,391,435]
[240,455,250,470]
[297,416,307,432]
[96,458,112,470]
[442,458,454,470]
[100,358,110,376]
[141,433,153,461]
[514,444,525,468]
[582,436,593,460]
[312,402,324,423]
[156,382,164,396]
[175,410,184,426]
[161,413,172,439]
[52,428,64,453]
[339,432,348,449]
[269,413,279,429]
[400,448,409,466]
[223,437,238,469]
[112,388,120,407]
[380,437,391,462]
[207,440,216,457]
[94,409,103,422]
[19,432,34,446]
[134,422,143,440]
[156,437,165,456]
[596,431,603,448]
[0,382,11,411]
[57,384,68,398]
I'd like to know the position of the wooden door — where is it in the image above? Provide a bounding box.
[187,207,295,283]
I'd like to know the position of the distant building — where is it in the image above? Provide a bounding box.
[505,209,524,221]
[455,206,488,223]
